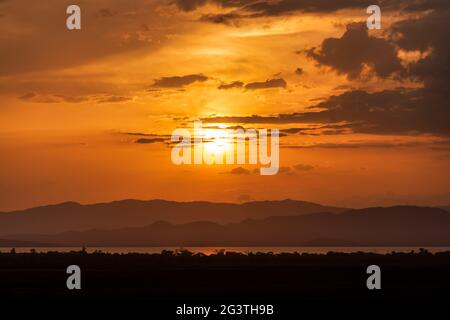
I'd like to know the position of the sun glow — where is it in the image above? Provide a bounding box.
[203,127,232,155]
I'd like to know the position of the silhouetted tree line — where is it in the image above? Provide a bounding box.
[1,248,450,269]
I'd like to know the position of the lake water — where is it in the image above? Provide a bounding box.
[1,246,450,255]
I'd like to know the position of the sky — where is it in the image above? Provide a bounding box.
[0,0,449,211]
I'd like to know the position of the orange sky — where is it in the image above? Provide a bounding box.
[0,0,449,211]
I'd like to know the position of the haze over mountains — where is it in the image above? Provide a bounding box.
[0,199,345,236]
[1,202,450,247]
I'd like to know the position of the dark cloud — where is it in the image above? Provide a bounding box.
[55,95,89,103]
[390,9,450,94]
[18,93,90,103]
[19,92,36,100]
[135,138,168,144]
[124,132,155,137]
[280,128,306,134]
[227,167,251,174]
[152,74,209,88]
[194,0,447,24]
[97,96,132,104]
[123,132,171,139]
[203,9,450,137]
[306,23,403,79]
[120,132,172,145]
[178,0,450,26]
[302,11,449,135]
[201,114,299,124]
[176,0,378,13]
[174,0,256,12]
[174,0,208,11]
[218,81,244,89]
[277,166,292,174]
[225,125,246,130]
[242,0,380,16]
[173,116,190,121]
[186,0,384,19]
[245,78,287,90]
[294,164,315,171]
[201,87,449,136]
[201,12,243,25]
[18,92,133,104]
[283,140,423,149]
[217,79,286,90]
[399,0,450,12]
[295,67,304,76]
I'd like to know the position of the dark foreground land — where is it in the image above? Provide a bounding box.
[0,249,449,316]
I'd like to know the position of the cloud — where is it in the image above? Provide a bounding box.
[311,10,450,135]
[306,23,403,79]
[174,0,255,12]
[201,114,297,124]
[174,0,208,11]
[203,9,450,137]
[134,138,168,144]
[280,127,307,134]
[177,0,378,14]
[97,96,133,104]
[293,164,315,171]
[218,81,244,90]
[19,92,36,100]
[152,74,209,88]
[54,95,89,103]
[122,132,172,142]
[245,78,287,90]
[203,87,450,136]
[18,93,90,103]
[0,1,168,76]
[201,12,243,25]
[227,167,251,174]
[239,0,369,17]
[217,78,286,90]
[193,0,447,24]
[295,68,304,76]
[390,9,450,94]
[277,166,292,174]
[398,0,450,12]
[124,132,159,137]
[175,0,450,27]
[17,92,134,104]
[283,140,425,149]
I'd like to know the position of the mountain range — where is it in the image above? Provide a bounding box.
[1,202,450,246]
[0,199,345,236]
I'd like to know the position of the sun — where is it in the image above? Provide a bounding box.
[203,127,233,155]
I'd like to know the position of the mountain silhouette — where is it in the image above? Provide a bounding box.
[0,238,52,247]
[0,199,345,236]
[4,205,450,246]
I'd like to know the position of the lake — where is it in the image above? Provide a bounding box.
[1,246,450,255]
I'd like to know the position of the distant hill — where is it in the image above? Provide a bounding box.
[0,239,53,247]
[0,199,346,236]
[5,206,450,246]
